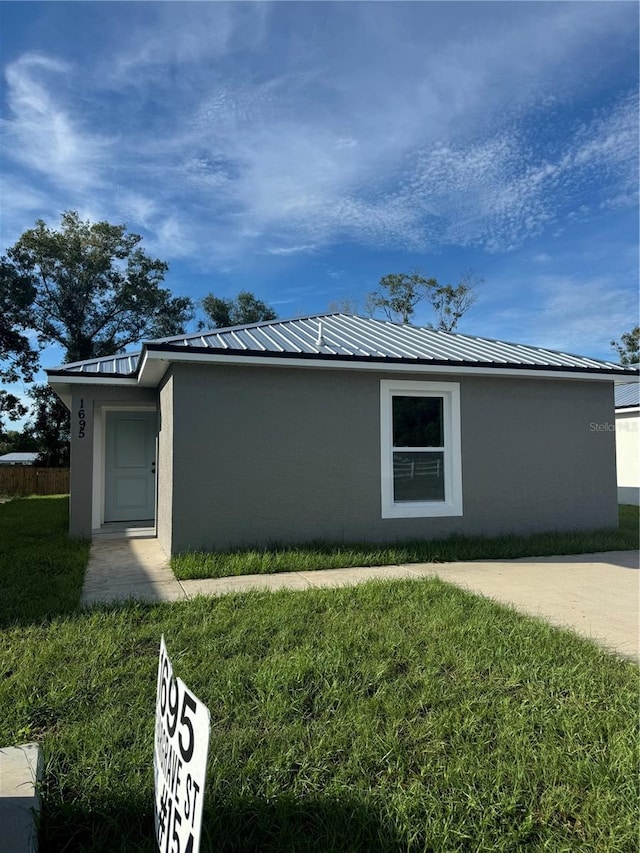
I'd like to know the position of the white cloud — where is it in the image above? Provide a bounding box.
[104,3,269,85]
[0,174,60,247]
[326,268,345,280]
[264,245,317,257]
[152,216,197,260]
[0,3,636,270]
[515,276,638,358]
[395,90,638,254]
[1,53,110,193]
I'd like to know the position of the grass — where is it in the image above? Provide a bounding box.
[1,584,638,852]
[0,496,90,627]
[172,504,639,580]
[0,497,638,851]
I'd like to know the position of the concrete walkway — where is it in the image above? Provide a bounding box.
[82,539,640,660]
[0,743,42,853]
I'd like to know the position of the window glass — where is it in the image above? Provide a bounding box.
[393,451,445,502]
[392,396,443,447]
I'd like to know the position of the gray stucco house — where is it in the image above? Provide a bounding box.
[46,313,636,556]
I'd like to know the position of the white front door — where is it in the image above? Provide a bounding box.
[104,411,157,523]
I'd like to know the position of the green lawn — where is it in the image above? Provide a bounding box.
[172,505,640,580]
[0,497,638,851]
[0,496,90,627]
[1,585,638,852]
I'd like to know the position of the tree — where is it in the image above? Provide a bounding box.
[362,291,378,319]
[2,211,192,464]
[25,385,70,467]
[368,272,437,324]
[3,211,193,363]
[611,327,639,366]
[367,270,479,331]
[0,390,29,438]
[430,270,479,332]
[201,291,277,328]
[0,259,39,434]
[328,296,359,314]
[0,428,38,456]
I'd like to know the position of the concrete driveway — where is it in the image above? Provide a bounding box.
[82,540,639,661]
[420,550,639,661]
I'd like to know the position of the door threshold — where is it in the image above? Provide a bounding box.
[92,522,157,541]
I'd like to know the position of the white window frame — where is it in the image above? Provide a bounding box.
[380,380,463,518]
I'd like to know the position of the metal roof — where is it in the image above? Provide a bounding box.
[0,452,38,464]
[615,382,640,408]
[48,313,635,379]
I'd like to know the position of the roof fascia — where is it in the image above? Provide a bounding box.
[137,346,625,384]
[47,373,139,387]
[615,406,640,413]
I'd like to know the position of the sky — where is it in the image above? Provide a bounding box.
[1,0,638,403]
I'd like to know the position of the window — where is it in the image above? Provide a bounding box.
[380,380,462,518]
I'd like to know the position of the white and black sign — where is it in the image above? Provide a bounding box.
[154,636,211,853]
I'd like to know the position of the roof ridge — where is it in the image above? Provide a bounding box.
[151,312,348,344]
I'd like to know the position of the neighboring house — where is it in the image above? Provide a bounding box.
[46,313,638,556]
[614,380,639,506]
[0,452,39,466]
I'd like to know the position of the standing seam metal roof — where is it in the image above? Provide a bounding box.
[48,313,635,377]
[615,382,640,408]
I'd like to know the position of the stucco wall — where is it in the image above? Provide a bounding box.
[157,375,174,555]
[68,385,157,538]
[615,409,639,505]
[164,363,618,553]
[615,410,639,487]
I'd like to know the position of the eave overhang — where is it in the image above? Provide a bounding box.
[140,343,636,382]
[45,374,139,410]
[46,343,639,400]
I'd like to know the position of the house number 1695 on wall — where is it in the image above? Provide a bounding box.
[78,399,86,438]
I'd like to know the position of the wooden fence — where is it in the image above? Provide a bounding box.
[0,467,70,496]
